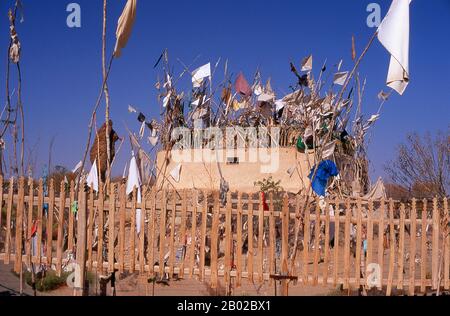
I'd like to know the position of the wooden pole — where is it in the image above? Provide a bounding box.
[74,186,87,296]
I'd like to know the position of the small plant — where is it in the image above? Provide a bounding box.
[254,176,284,210]
[23,270,71,292]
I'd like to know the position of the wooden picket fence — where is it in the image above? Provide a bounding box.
[0,176,449,296]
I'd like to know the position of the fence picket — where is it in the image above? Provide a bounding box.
[97,184,105,274]
[108,183,116,273]
[87,187,94,270]
[397,203,405,290]
[355,198,362,288]
[258,192,264,284]
[119,183,126,273]
[56,181,66,276]
[225,192,232,288]
[377,199,385,290]
[148,187,156,276]
[179,190,187,278]
[247,193,254,283]
[313,200,321,285]
[130,187,137,273]
[68,181,75,253]
[45,179,55,266]
[26,178,33,266]
[409,199,417,296]
[323,199,330,286]
[444,198,449,290]
[14,178,24,273]
[386,199,396,296]
[432,198,439,290]
[5,178,14,265]
[139,186,147,274]
[199,191,207,281]
[169,191,176,278]
[281,194,289,295]
[210,191,219,289]
[420,199,427,293]
[268,193,275,284]
[159,190,167,277]
[333,199,340,286]
[343,200,351,290]
[188,190,197,278]
[367,199,374,287]
[0,176,3,249]
[303,201,310,285]
[236,192,243,287]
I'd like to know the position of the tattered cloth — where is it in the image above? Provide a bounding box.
[90,120,120,182]
[308,160,339,197]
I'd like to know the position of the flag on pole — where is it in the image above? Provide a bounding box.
[126,154,143,234]
[114,0,137,58]
[377,0,411,95]
[192,63,211,88]
[86,160,99,192]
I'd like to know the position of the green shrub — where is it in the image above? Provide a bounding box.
[23,270,71,292]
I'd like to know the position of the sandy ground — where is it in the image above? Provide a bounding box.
[0,262,338,296]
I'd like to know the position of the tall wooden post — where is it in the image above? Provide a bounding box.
[281,194,289,296]
[75,187,87,296]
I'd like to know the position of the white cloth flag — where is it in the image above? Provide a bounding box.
[72,160,83,173]
[114,0,137,58]
[378,0,411,95]
[301,55,313,72]
[170,163,182,183]
[126,155,143,234]
[333,72,349,86]
[86,160,99,192]
[192,63,211,88]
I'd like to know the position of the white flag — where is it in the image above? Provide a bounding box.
[301,55,313,72]
[378,0,411,95]
[113,0,137,58]
[192,63,211,88]
[333,72,349,86]
[86,160,99,192]
[170,164,182,183]
[126,154,143,234]
[72,160,83,173]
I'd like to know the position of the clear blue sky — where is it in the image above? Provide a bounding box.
[0,0,449,181]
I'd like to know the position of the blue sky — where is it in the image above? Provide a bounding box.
[0,0,449,181]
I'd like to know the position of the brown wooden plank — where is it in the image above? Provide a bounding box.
[302,200,310,285]
[313,199,321,285]
[236,192,243,287]
[118,183,126,273]
[355,198,362,288]
[291,196,301,280]
[444,197,449,290]
[5,178,14,265]
[139,186,146,275]
[75,188,87,296]
[148,187,156,276]
[247,193,254,283]
[343,200,351,290]
[68,181,75,253]
[258,192,264,284]
[86,187,94,271]
[333,199,340,287]
[178,190,187,278]
[97,184,105,274]
[46,179,55,265]
[397,203,405,290]
[281,194,289,295]
[168,191,176,278]
[199,191,207,281]
[268,192,275,285]
[386,199,396,296]
[159,190,167,277]
[377,199,385,291]
[36,179,43,265]
[14,178,25,273]
[367,199,374,287]
[323,199,330,286]
[108,183,116,273]
[225,192,232,288]
[409,198,417,296]
[26,178,33,266]
[56,181,66,276]
[420,199,427,293]
[210,191,220,289]
[431,198,439,290]
[188,190,197,279]
[130,187,137,273]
